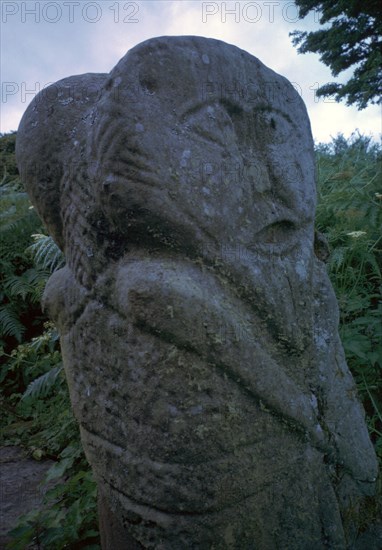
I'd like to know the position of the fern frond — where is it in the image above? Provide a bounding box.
[365,252,382,280]
[328,246,346,271]
[22,364,63,400]
[4,274,32,300]
[28,234,65,272]
[0,213,34,236]
[0,305,25,341]
[0,186,28,202]
[3,269,48,302]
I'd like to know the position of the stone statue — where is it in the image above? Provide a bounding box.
[16,36,378,549]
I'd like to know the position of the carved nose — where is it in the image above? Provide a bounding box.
[246,163,272,194]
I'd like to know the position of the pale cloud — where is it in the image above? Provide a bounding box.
[1,0,380,142]
[310,101,382,144]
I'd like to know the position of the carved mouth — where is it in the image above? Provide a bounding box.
[256,220,296,243]
[249,220,300,255]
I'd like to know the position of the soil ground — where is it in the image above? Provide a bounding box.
[0,446,54,548]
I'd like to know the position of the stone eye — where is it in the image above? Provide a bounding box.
[220,98,243,118]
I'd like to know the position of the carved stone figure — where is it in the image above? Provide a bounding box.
[16,36,378,549]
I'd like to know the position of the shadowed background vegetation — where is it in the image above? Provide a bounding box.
[1,130,381,548]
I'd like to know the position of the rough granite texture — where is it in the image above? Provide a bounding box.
[16,36,378,549]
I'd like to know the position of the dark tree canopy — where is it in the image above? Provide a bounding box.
[290,0,382,109]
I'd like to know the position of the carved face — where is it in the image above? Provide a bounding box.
[91,37,316,264]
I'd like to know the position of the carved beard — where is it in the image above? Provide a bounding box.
[222,244,316,367]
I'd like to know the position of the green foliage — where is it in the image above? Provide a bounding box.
[1,325,100,548]
[28,233,65,273]
[315,132,382,461]
[7,442,99,550]
[291,1,382,109]
[0,131,99,548]
[1,322,61,399]
[0,137,46,346]
[0,134,65,349]
[0,131,19,182]
[0,306,26,345]
[21,363,63,401]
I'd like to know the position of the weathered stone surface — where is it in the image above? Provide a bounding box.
[16,36,378,548]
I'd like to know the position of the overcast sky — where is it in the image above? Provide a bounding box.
[1,0,381,143]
